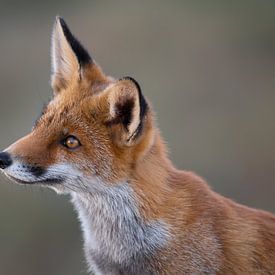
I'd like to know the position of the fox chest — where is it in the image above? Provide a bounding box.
[71,186,170,274]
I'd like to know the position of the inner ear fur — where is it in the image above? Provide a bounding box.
[105,77,148,145]
[51,17,107,93]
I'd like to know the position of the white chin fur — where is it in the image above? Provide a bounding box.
[3,162,95,194]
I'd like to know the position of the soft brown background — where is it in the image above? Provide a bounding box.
[0,1,274,274]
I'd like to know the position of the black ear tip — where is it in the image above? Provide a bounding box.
[120,76,141,91]
[56,16,70,33]
[54,16,72,38]
[55,15,63,25]
[54,16,92,66]
[54,16,69,33]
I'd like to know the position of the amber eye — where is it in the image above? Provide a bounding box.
[62,135,81,149]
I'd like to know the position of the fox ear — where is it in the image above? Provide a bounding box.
[106,77,148,145]
[51,17,92,92]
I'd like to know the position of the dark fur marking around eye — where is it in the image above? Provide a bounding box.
[59,17,92,67]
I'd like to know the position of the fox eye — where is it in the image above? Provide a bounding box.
[62,135,81,149]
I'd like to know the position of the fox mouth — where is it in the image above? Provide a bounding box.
[7,175,64,185]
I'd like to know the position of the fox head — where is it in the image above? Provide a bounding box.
[0,17,155,194]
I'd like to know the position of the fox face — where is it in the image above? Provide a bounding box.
[0,17,154,194]
[2,16,275,275]
[0,18,173,274]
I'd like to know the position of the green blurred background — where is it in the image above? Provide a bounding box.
[0,1,274,274]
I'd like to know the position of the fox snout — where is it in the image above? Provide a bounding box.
[0,151,43,176]
[0,150,48,184]
[0,133,96,192]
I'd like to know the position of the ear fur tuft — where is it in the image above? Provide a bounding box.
[51,16,93,91]
[120,76,148,127]
[106,77,148,145]
[58,17,92,66]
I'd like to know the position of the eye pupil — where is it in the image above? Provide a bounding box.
[63,136,80,149]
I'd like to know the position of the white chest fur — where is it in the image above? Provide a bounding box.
[71,182,170,273]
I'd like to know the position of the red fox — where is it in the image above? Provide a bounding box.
[0,17,275,274]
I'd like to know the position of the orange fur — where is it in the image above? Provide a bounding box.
[3,18,275,274]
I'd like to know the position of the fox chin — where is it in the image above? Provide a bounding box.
[0,17,275,275]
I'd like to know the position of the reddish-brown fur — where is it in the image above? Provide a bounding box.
[4,18,275,274]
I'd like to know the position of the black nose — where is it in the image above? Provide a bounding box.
[0,152,13,169]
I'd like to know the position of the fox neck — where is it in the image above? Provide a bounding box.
[71,132,172,269]
[131,132,173,219]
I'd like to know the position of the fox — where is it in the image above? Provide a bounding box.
[0,16,275,275]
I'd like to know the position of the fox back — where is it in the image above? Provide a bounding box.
[0,17,275,274]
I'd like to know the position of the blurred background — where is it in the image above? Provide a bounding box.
[0,1,274,274]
